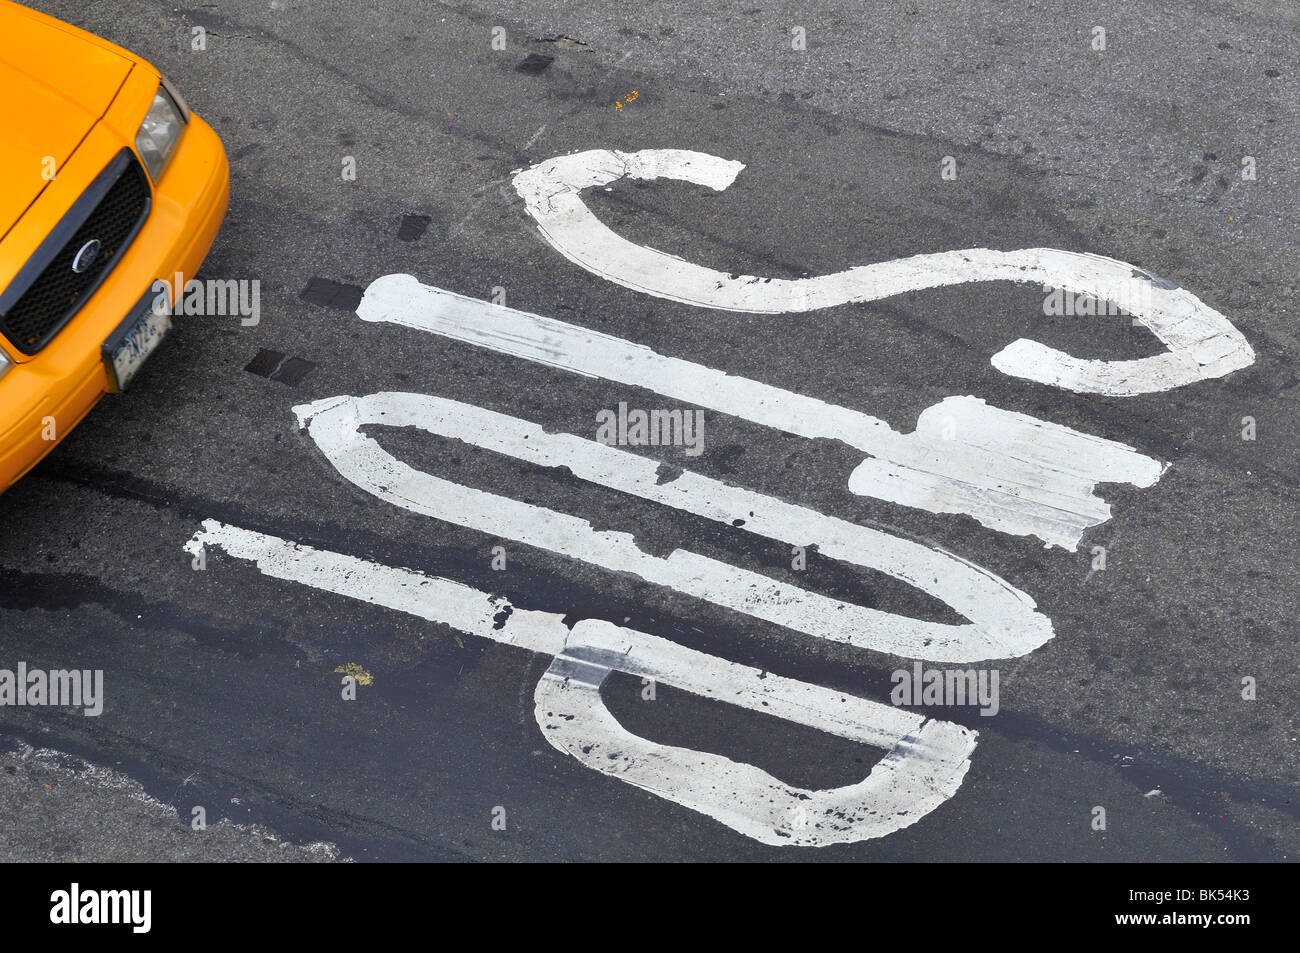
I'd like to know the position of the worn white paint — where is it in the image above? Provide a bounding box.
[185,519,975,845]
[175,147,1259,848]
[536,623,976,846]
[358,275,1165,549]
[294,390,1054,662]
[510,148,1254,395]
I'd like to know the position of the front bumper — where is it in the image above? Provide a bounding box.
[0,99,229,491]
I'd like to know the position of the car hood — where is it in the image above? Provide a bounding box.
[0,3,134,239]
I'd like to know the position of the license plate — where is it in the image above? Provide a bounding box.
[102,290,172,392]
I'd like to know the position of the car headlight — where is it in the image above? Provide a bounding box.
[0,349,12,383]
[134,81,188,183]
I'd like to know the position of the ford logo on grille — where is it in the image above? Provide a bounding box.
[71,239,103,274]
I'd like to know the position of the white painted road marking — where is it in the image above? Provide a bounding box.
[511,148,1255,396]
[295,390,1054,662]
[184,519,976,845]
[184,147,1257,847]
[357,275,1167,549]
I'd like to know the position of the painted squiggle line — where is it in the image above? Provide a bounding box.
[511,148,1255,396]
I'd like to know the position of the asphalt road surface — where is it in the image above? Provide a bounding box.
[1,0,1298,861]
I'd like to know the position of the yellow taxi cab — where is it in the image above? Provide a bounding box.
[0,0,229,490]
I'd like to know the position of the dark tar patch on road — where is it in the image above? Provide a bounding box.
[517,53,554,74]
[397,214,433,242]
[245,349,317,386]
[299,277,365,311]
